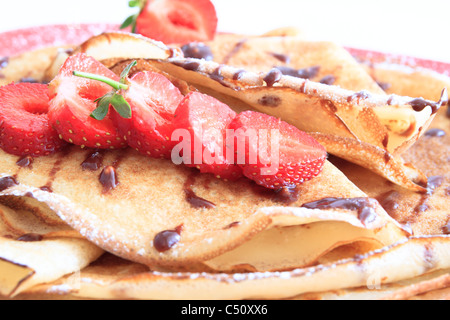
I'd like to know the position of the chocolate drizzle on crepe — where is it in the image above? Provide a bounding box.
[81,149,105,171]
[39,146,73,193]
[275,65,320,80]
[153,224,183,252]
[181,42,214,61]
[16,155,33,168]
[17,233,43,242]
[183,172,216,209]
[0,56,8,78]
[412,175,444,216]
[409,88,448,115]
[301,197,378,225]
[0,175,18,192]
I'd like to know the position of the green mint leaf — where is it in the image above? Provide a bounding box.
[120,60,138,83]
[90,92,114,120]
[111,93,132,119]
[120,14,136,29]
[128,0,139,7]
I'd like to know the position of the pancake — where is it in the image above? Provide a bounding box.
[0,147,408,272]
[0,202,103,296]
[206,34,385,94]
[7,235,450,300]
[0,29,448,300]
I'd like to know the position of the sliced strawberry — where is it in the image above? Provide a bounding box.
[136,0,218,44]
[172,91,243,180]
[48,53,126,149]
[112,71,184,158]
[227,111,327,189]
[0,82,67,157]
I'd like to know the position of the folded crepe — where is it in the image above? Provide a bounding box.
[9,235,450,300]
[0,147,409,272]
[0,200,103,297]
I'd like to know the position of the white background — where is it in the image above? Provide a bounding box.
[0,0,449,63]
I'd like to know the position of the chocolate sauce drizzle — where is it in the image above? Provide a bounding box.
[98,150,127,193]
[263,68,283,87]
[301,197,378,225]
[257,95,282,107]
[0,175,18,192]
[181,42,213,61]
[268,52,290,64]
[251,184,300,205]
[81,149,105,171]
[412,175,444,216]
[17,233,43,242]
[183,172,216,209]
[39,146,73,193]
[347,90,371,103]
[153,224,183,252]
[409,88,448,115]
[275,65,320,80]
[16,155,33,168]
[222,39,247,64]
[424,128,446,137]
[319,75,336,85]
[0,56,8,69]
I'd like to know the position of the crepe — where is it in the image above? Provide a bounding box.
[0,29,449,300]
[7,235,450,300]
[0,200,103,296]
[0,147,409,272]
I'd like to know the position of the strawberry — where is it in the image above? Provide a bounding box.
[121,0,218,44]
[48,53,126,149]
[227,111,327,189]
[0,82,67,157]
[172,91,243,180]
[113,70,184,158]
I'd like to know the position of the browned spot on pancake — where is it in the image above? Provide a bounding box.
[222,39,247,64]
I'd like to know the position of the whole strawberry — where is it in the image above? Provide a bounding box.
[121,0,218,44]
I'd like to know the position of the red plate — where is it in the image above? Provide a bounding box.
[0,24,120,57]
[0,24,449,76]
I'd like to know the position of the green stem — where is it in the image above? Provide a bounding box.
[72,71,129,90]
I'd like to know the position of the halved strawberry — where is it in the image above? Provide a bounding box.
[135,0,218,44]
[227,111,327,189]
[112,70,184,158]
[48,53,126,149]
[0,82,67,157]
[172,91,243,180]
